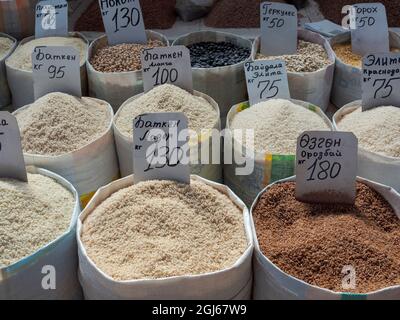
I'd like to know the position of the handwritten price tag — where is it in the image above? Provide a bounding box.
[32,46,82,100]
[133,113,190,184]
[99,0,147,45]
[0,112,27,182]
[260,2,297,56]
[350,3,389,56]
[35,0,68,38]
[244,60,290,106]
[141,46,193,93]
[362,53,400,110]
[295,131,358,204]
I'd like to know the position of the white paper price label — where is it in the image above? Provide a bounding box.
[133,113,190,184]
[244,60,290,106]
[32,46,82,100]
[295,131,358,204]
[260,2,297,56]
[141,46,193,93]
[0,112,27,182]
[35,0,68,39]
[362,53,400,111]
[99,0,147,45]
[350,3,389,56]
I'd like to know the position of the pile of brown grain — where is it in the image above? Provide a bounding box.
[253,181,400,293]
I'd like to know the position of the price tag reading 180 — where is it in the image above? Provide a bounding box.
[0,112,27,182]
[32,46,82,100]
[141,46,193,93]
[99,0,147,45]
[244,60,290,106]
[260,2,297,56]
[35,0,68,38]
[133,113,190,184]
[295,131,358,204]
[350,3,389,56]
[362,53,400,111]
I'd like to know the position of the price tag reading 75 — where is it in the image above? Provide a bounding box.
[99,0,147,45]
[244,60,290,106]
[362,53,400,111]
[295,131,358,205]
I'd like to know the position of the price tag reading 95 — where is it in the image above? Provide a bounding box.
[133,113,190,184]
[99,0,147,45]
[141,46,193,93]
[32,46,82,100]
[362,53,400,111]
[295,131,358,205]
[244,60,290,106]
[350,3,389,56]
[260,2,297,56]
[0,112,27,182]
[35,0,68,38]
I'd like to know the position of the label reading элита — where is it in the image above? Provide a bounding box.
[141,46,193,93]
[260,2,297,56]
[295,131,358,204]
[133,113,190,184]
[32,46,82,100]
[362,53,400,111]
[35,0,68,38]
[244,60,290,106]
[350,3,389,56]
[98,0,147,45]
[0,112,27,182]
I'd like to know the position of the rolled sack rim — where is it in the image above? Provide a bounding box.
[225,99,334,162]
[12,96,115,161]
[0,165,80,279]
[112,89,221,147]
[333,100,400,162]
[172,30,253,71]
[329,30,400,71]
[250,175,400,297]
[76,174,254,285]
[0,32,18,63]
[86,30,170,76]
[252,28,336,76]
[5,32,89,74]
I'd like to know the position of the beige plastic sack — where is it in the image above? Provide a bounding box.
[5,32,89,109]
[0,166,82,300]
[251,176,400,300]
[330,31,400,108]
[224,99,333,207]
[13,98,120,207]
[172,31,253,126]
[0,32,16,108]
[113,90,223,182]
[77,174,254,300]
[333,101,400,193]
[252,29,335,112]
[87,30,169,112]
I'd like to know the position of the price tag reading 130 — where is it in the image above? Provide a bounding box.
[99,0,147,45]
[295,131,358,204]
[244,60,290,106]
[133,113,190,184]
[32,46,82,100]
[362,53,400,111]
[35,0,68,38]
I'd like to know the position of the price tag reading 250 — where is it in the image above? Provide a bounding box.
[99,0,147,45]
[244,59,290,106]
[295,131,358,204]
[133,113,190,184]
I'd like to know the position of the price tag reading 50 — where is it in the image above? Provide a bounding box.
[295,131,358,204]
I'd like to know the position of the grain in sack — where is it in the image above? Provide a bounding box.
[77,175,253,300]
[0,167,81,300]
[0,33,16,108]
[13,92,119,207]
